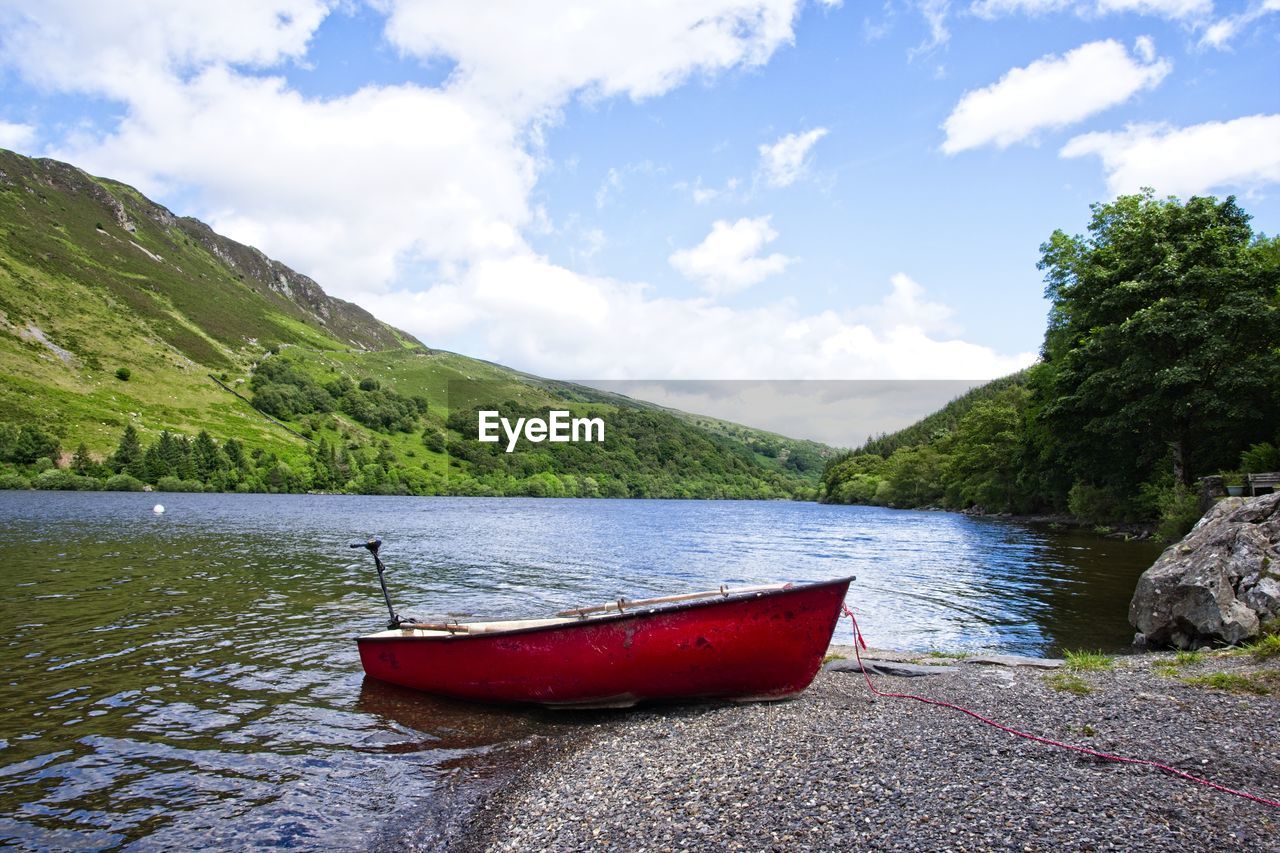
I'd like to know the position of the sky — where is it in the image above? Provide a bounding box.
[0,0,1278,399]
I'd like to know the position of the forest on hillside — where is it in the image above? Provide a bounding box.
[820,192,1280,540]
[0,359,818,499]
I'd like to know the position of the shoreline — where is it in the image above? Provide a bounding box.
[454,646,1278,851]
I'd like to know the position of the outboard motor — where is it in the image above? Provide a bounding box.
[350,537,400,629]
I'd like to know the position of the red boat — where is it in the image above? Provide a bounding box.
[351,538,852,708]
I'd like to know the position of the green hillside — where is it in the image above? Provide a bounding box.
[0,149,831,498]
[854,372,1030,459]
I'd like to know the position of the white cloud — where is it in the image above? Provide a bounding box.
[676,176,742,204]
[2,1,805,300]
[910,0,953,58]
[1199,0,1280,49]
[941,39,1170,154]
[1060,114,1280,196]
[360,256,1037,380]
[0,1,1035,382]
[0,120,36,150]
[669,216,792,295]
[50,69,535,295]
[1094,0,1211,17]
[854,273,958,336]
[1133,34,1156,63]
[596,168,622,209]
[969,0,1212,19]
[380,0,802,118]
[757,127,829,187]
[0,0,330,98]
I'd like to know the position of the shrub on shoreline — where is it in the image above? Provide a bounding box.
[155,476,206,493]
[103,473,146,492]
[33,469,101,490]
[0,472,30,490]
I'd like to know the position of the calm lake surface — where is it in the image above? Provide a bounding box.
[0,492,1162,849]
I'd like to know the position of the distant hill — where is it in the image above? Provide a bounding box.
[854,371,1030,458]
[0,149,832,498]
[817,371,1032,507]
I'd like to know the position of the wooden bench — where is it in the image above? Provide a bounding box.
[1246,472,1280,496]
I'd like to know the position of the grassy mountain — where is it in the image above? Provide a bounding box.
[0,149,832,497]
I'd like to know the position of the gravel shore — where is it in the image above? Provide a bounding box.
[463,647,1279,851]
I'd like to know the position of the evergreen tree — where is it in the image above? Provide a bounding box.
[223,438,248,471]
[142,443,168,483]
[111,425,143,474]
[191,430,223,482]
[71,442,96,475]
[174,435,197,481]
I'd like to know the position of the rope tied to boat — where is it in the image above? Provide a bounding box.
[838,603,1280,810]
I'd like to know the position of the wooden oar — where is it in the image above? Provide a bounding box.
[398,622,471,633]
[556,583,790,618]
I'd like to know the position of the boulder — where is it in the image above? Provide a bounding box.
[1130,492,1280,649]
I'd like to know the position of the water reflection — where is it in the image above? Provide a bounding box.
[0,492,1161,849]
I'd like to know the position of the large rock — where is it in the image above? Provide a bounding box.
[1130,492,1280,649]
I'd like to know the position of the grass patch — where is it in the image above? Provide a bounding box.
[1151,661,1179,677]
[1183,672,1273,696]
[1045,673,1091,695]
[1243,634,1280,661]
[821,652,846,665]
[1174,650,1205,666]
[924,650,970,659]
[1063,649,1115,672]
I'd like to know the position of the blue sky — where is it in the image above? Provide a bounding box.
[1,0,1277,383]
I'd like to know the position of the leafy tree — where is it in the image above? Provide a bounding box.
[422,427,446,453]
[1240,441,1280,474]
[878,445,947,507]
[944,388,1029,512]
[1037,192,1280,489]
[0,423,61,464]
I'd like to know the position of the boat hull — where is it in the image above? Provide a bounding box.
[357,577,852,708]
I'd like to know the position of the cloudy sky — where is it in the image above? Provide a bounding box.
[1,0,1277,387]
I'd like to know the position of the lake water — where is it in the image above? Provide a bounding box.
[0,492,1162,849]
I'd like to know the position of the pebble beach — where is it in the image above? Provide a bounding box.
[459,647,1279,851]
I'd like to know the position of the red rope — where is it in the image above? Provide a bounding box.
[839,603,1280,809]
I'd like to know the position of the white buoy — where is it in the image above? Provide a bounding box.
[153,504,165,514]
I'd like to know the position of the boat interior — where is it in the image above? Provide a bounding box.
[360,582,792,639]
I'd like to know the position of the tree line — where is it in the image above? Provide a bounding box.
[0,376,819,499]
[820,192,1280,539]
[443,402,813,499]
